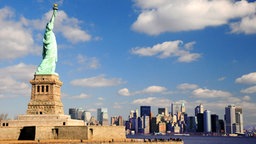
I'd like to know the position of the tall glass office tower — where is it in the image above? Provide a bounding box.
[225,105,243,134]
[204,110,211,133]
[97,108,109,126]
[140,106,151,117]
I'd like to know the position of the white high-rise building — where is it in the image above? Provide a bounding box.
[83,111,92,123]
[204,110,211,133]
[171,102,185,115]
[225,105,243,134]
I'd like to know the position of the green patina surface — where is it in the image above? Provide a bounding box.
[36,6,58,75]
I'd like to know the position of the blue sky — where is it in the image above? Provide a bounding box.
[0,0,256,127]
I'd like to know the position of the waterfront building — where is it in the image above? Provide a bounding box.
[131,116,138,133]
[83,111,92,123]
[204,110,211,133]
[173,123,180,133]
[197,113,204,132]
[150,117,158,133]
[225,105,236,134]
[138,117,143,133]
[158,107,168,116]
[110,116,123,126]
[140,106,151,117]
[166,122,172,133]
[69,108,76,119]
[186,116,197,132]
[173,114,178,123]
[235,112,243,134]
[181,102,186,113]
[195,103,204,116]
[211,114,220,133]
[158,122,166,133]
[219,119,225,133]
[69,107,89,121]
[88,116,99,125]
[142,115,150,134]
[225,105,243,134]
[118,116,123,126]
[129,109,138,119]
[171,102,184,115]
[97,108,109,126]
[76,108,84,120]
[235,106,243,134]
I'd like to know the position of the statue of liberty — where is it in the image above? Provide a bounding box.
[36,4,58,75]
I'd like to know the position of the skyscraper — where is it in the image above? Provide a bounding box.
[97,108,109,126]
[83,111,91,123]
[211,114,220,133]
[171,102,183,115]
[235,111,243,134]
[235,106,243,134]
[140,106,151,117]
[69,108,76,119]
[195,103,204,116]
[158,107,168,116]
[196,113,204,132]
[204,110,211,133]
[186,116,197,132]
[225,105,236,134]
[225,105,243,134]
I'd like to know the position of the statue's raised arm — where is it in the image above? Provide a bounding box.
[36,4,58,75]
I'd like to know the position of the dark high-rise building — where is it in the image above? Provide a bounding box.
[140,106,151,117]
[211,114,220,133]
[186,116,197,132]
[219,119,225,134]
[69,108,76,119]
[195,104,204,116]
[150,117,158,133]
[158,108,168,115]
[196,113,204,132]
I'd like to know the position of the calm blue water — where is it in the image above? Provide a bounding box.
[127,135,256,144]
[177,136,256,144]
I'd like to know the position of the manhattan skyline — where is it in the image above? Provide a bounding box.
[0,0,256,127]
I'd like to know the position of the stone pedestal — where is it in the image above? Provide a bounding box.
[27,74,64,115]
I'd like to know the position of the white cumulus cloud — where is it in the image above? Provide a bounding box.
[0,63,41,98]
[132,0,256,35]
[118,88,131,96]
[235,72,256,85]
[177,83,198,90]
[142,86,167,93]
[230,15,256,34]
[70,75,125,87]
[241,85,256,94]
[192,88,232,98]
[131,40,200,63]
[0,63,35,81]
[242,95,251,101]
[132,97,170,107]
[0,7,35,60]
[118,85,168,96]
[70,93,90,99]
[23,9,91,44]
